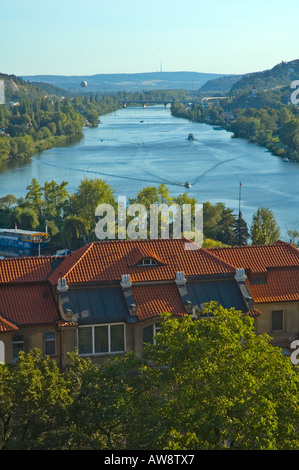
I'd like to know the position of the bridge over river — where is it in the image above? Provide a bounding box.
[118,96,226,108]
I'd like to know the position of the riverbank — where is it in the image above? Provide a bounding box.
[171,100,299,163]
[0,105,297,240]
[0,94,120,165]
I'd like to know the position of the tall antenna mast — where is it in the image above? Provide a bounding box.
[238,181,242,245]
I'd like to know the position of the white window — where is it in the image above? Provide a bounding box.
[78,324,125,355]
[143,322,162,345]
[138,258,157,266]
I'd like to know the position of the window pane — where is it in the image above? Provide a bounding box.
[94,325,108,353]
[13,335,24,361]
[143,325,153,345]
[78,327,92,354]
[45,333,56,356]
[272,310,283,331]
[110,324,124,352]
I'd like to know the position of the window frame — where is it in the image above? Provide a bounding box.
[78,323,126,356]
[44,332,56,357]
[12,335,25,362]
[143,322,162,346]
[271,310,284,332]
[138,258,157,267]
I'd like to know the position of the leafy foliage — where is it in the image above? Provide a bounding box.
[1,304,299,450]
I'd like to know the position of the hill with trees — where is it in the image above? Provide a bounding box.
[0,73,67,102]
[229,59,299,95]
[198,74,244,95]
[0,73,120,164]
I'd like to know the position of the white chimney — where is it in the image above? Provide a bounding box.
[57,278,69,292]
[235,268,247,282]
[121,274,132,289]
[175,271,187,285]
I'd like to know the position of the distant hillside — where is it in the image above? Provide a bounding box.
[230,59,299,95]
[198,74,244,95]
[22,71,228,93]
[0,73,67,102]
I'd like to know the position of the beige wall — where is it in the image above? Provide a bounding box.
[255,301,299,346]
[0,325,61,364]
[5,304,298,365]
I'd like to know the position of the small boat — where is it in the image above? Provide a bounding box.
[213,126,223,131]
[283,157,290,162]
[184,182,192,188]
[187,133,194,141]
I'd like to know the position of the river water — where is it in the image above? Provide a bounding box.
[0,105,298,239]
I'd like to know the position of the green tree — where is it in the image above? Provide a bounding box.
[42,180,69,219]
[70,178,116,232]
[234,214,249,245]
[140,303,299,450]
[129,183,173,209]
[10,206,39,230]
[0,135,10,162]
[25,178,43,215]
[216,207,238,245]
[250,207,280,245]
[62,215,88,250]
[0,349,71,450]
[64,351,141,450]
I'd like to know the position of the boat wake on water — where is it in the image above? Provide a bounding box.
[191,154,248,186]
[39,161,189,188]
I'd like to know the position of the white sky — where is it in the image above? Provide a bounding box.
[1,0,299,76]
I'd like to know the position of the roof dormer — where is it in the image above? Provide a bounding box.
[137,258,158,267]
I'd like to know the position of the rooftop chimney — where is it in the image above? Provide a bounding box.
[235,268,247,282]
[57,278,69,292]
[175,271,187,285]
[121,274,132,289]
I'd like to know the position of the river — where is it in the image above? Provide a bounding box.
[0,105,298,239]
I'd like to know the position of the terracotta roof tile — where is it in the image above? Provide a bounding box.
[132,284,186,321]
[48,239,236,285]
[0,283,59,326]
[56,320,78,327]
[0,256,56,284]
[0,314,18,332]
[209,242,299,304]
[209,242,299,273]
[249,269,299,303]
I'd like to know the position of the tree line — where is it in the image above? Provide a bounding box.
[0,303,299,450]
[0,94,120,163]
[0,178,282,252]
[171,86,299,162]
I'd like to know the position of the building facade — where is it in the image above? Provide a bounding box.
[1,239,297,364]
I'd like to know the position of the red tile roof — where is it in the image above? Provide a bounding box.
[0,314,18,332]
[249,269,299,303]
[209,242,299,273]
[0,283,59,326]
[0,256,54,284]
[48,239,236,285]
[132,284,187,321]
[209,242,299,304]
